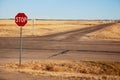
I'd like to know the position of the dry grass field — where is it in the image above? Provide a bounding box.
[0,20,103,37]
[87,22,120,41]
[1,20,119,41]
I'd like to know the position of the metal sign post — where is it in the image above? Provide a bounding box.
[19,27,22,66]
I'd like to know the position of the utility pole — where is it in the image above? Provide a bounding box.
[32,18,35,36]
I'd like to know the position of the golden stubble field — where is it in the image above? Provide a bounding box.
[0,19,104,37]
[1,20,119,41]
[88,23,120,41]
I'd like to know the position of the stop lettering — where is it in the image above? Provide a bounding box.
[15,17,27,23]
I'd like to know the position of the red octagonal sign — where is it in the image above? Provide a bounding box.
[15,13,28,27]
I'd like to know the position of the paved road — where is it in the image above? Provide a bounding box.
[0,23,120,62]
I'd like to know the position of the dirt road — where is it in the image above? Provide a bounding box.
[0,23,120,62]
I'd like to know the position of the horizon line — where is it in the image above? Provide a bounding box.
[0,18,120,21]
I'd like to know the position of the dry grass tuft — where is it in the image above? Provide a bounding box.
[1,60,119,80]
[4,60,120,76]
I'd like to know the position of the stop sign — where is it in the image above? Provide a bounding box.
[15,13,28,27]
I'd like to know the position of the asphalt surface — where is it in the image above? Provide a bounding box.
[0,23,120,62]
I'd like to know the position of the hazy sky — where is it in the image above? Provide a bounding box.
[0,0,120,20]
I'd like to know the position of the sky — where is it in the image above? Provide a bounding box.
[0,0,120,20]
